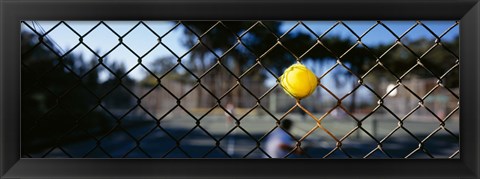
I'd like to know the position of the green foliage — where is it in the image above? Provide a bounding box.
[21,31,135,153]
[180,21,459,110]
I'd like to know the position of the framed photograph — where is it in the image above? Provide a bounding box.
[1,0,479,178]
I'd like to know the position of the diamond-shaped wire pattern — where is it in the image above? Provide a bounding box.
[21,20,459,158]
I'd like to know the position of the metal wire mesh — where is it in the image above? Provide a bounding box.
[20,20,460,158]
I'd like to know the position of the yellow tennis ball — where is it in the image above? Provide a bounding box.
[280,63,318,100]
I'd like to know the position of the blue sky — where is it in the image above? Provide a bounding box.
[21,20,459,101]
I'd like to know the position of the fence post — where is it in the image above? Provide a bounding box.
[372,118,378,139]
[269,91,277,114]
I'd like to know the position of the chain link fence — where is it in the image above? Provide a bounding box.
[20,20,459,158]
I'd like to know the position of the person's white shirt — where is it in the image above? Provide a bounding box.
[264,128,294,158]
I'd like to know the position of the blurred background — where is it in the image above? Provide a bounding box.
[21,21,459,158]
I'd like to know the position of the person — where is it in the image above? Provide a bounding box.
[264,119,303,158]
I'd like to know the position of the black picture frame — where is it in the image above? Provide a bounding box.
[1,0,479,178]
